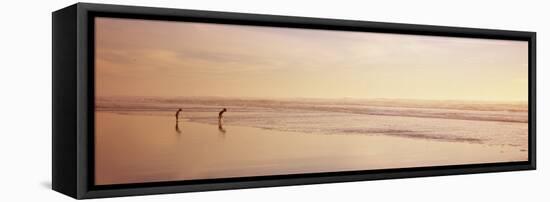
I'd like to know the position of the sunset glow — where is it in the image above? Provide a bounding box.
[95,17,528,102]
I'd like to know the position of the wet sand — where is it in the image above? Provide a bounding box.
[95,112,527,185]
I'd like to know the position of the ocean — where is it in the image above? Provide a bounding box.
[96,96,528,151]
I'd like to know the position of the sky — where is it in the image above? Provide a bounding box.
[95,17,528,102]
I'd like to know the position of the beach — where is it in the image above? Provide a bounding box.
[95,97,528,185]
[91,17,530,186]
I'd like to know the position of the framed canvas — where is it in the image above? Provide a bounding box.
[52,3,536,199]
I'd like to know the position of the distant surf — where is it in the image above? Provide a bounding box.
[96,96,528,149]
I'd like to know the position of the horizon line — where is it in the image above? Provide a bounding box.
[96,95,528,104]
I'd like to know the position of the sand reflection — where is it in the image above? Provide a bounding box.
[95,112,527,185]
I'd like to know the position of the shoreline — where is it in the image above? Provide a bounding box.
[95,112,527,185]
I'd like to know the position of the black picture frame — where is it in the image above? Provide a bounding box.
[52,3,536,199]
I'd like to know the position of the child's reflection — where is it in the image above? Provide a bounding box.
[175,122,182,134]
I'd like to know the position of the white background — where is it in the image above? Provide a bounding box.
[0,0,547,201]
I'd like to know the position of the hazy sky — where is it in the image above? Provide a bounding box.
[95,17,528,101]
